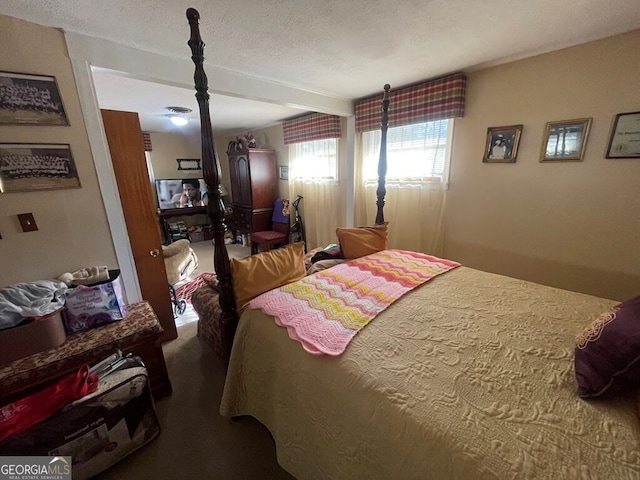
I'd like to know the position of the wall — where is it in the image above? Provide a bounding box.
[149,130,236,205]
[446,29,640,301]
[0,15,117,286]
[147,130,201,181]
[251,124,288,198]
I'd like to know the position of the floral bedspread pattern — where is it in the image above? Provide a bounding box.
[249,249,460,355]
[222,266,640,480]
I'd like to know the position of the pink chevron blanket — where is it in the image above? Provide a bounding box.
[248,249,460,355]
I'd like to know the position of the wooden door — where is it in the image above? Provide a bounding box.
[101,109,177,341]
[247,150,277,209]
[236,154,252,206]
[229,152,252,208]
[228,154,241,206]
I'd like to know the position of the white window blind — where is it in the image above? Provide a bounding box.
[362,119,452,188]
[289,138,338,182]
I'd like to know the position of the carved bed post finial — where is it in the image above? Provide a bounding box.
[375,84,390,225]
[186,8,238,363]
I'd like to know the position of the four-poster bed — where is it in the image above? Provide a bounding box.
[185,9,640,480]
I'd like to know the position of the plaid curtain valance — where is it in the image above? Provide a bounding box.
[142,132,153,151]
[283,112,341,145]
[355,72,467,132]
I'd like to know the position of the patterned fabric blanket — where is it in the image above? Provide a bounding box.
[248,249,460,355]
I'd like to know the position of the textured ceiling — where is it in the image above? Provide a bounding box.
[90,68,307,135]
[2,0,640,134]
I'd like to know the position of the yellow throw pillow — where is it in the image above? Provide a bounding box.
[336,223,388,259]
[231,242,306,314]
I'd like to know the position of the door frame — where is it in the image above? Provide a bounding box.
[68,58,141,303]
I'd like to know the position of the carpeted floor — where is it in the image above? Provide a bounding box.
[94,321,295,479]
[190,242,251,278]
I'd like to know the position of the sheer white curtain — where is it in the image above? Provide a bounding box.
[289,139,344,250]
[355,120,453,255]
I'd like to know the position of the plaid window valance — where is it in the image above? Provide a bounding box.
[142,132,153,151]
[355,72,467,132]
[283,112,341,145]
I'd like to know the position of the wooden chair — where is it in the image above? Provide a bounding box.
[250,198,290,254]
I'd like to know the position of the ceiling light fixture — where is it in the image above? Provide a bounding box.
[165,106,192,127]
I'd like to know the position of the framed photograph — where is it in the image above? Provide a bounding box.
[540,118,592,162]
[278,165,289,180]
[483,125,523,163]
[606,111,640,159]
[0,71,69,126]
[176,158,201,170]
[0,143,81,193]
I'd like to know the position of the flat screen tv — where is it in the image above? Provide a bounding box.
[155,178,207,211]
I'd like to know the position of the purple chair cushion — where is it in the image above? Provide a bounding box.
[574,294,640,398]
[272,198,290,223]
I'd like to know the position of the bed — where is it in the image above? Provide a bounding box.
[184,9,640,479]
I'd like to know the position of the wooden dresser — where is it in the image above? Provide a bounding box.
[227,147,277,236]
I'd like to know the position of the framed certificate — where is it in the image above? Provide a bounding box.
[606,111,640,159]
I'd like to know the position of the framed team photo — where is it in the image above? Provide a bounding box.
[0,143,81,193]
[0,71,69,126]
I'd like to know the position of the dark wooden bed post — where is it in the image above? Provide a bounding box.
[375,84,390,225]
[185,10,390,363]
[186,8,238,361]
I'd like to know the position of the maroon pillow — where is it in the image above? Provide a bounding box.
[574,295,640,398]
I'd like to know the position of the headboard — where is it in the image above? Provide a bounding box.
[185,8,390,362]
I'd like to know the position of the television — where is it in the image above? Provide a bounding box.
[155,178,207,211]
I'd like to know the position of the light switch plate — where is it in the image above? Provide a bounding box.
[17,213,38,232]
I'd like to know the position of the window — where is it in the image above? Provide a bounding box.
[361,119,453,188]
[289,138,338,182]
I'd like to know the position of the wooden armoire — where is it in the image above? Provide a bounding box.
[227,147,278,236]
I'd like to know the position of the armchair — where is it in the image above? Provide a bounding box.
[162,239,198,285]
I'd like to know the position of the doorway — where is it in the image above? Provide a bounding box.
[101,109,177,341]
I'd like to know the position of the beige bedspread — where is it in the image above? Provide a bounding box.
[220,266,640,480]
